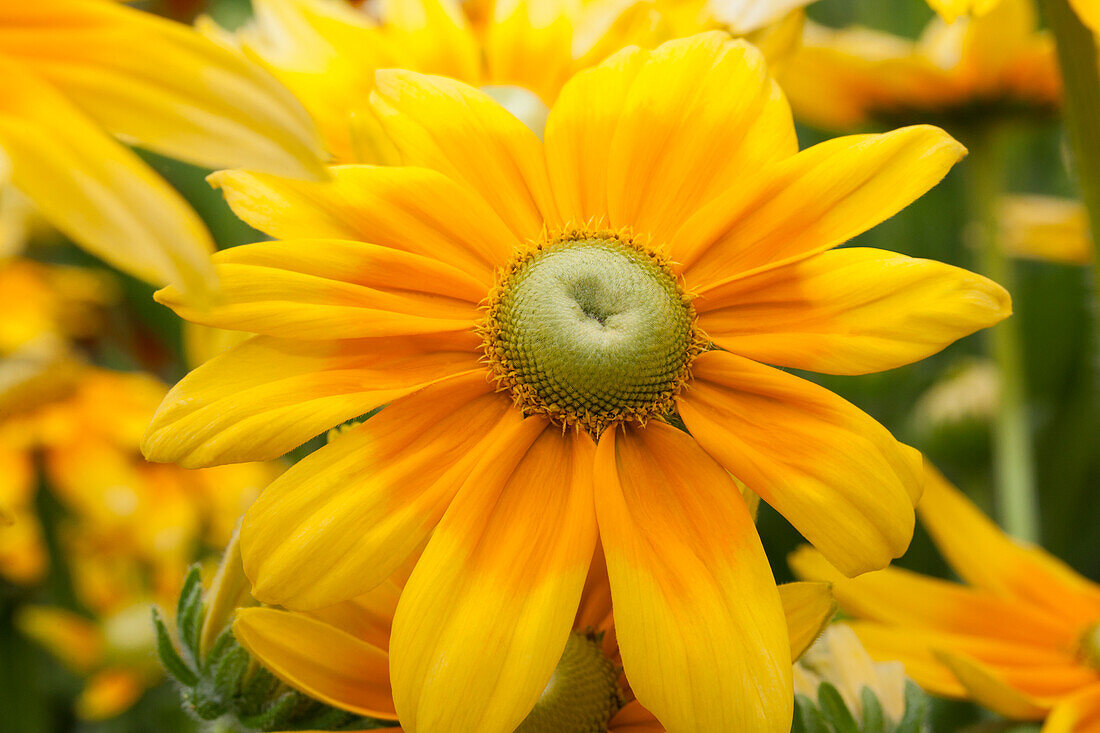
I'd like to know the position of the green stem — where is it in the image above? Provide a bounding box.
[967,126,1041,543]
[1042,0,1100,300]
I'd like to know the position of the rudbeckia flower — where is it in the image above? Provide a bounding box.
[0,0,326,300]
[206,0,807,162]
[143,33,1010,731]
[234,542,837,731]
[780,0,1060,131]
[791,467,1100,733]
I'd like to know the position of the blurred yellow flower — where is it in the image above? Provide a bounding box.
[0,359,281,718]
[925,0,1100,34]
[206,0,809,160]
[144,32,1009,731]
[0,0,326,300]
[1001,194,1093,264]
[781,0,1060,130]
[791,466,1100,732]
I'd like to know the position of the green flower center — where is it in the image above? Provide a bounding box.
[482,231,700,435]
[515,631,623,733]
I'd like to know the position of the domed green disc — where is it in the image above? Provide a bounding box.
[490,237,696,431]
[515,631,623,733]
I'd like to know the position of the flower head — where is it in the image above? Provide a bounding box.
[781,0,1060,130]
[0,0,326,300]
[791,465,1100,732]
[144,33,1009,731]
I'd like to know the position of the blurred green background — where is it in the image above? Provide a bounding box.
[1,0,1095,731]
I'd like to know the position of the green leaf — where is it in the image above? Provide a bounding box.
[794,693,831,733]
[175,564,205,665]
[860,686,886,733]
[152,607,198,687]
[238,690,304,731]
[895,680,929,733]
[818,682,860,733]
[212,644,250,699]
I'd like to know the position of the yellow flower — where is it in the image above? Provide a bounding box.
[234,539,836,731]
[206,0,808,162]
[927,0,1100,34]
[0,359,281,718]
[781,0,1061,130]
[791,466,1100,732]
[1001,195,1093,264]
[0,0,326,300]
[143,33,1010,731]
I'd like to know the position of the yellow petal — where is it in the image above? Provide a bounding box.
[935,650,1050,720]
[780,582,837,661]
[234,607,396,719]
[960,0,1036,77]
[0,56,216,300]
[142,332,479,467]
[210,165,515,283]
[15,605,103,673]
[1044,683,1100,733]
[1001,195,1093,265]
[600,33,797,243]
[680,351,921,576]
[304,580,402,653]
[391,427,597,733]
[76,668,146,721]
[155,239,483,340]
[0,0,326,177]
[371,70,558,239]
[376,0,481,81]
[241,375,516,610]
[926,0,1003,22]
[918,466,1100,629]
[696,247,1011,375]
[672,125,966,289]
[485,0,576,104]
[594,421,792,732]
[788,545,1079,648]
[1070,0,1100,31]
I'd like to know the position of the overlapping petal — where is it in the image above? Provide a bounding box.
[210,165,516,283]
[779,582,837,660]
[679,350,921,576]
[142,332,479,467]
[0,56,216,299]
[1045,683,1100,733]
[0,0,326,178]
[241,374,515,610]
[936,650,1051,719]
[371,70,559,239]
[594,421,792,732]
[155,239,483,340]
[390,425,597,733]
[696,247,1011,375]
[234,607,397,719]
[670,126,966,288]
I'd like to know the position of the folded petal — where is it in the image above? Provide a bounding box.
[680,351,921,576]
[155,239,483,340]
[234,607,396,719]
[696,247,1011,375]
[0,57,216,300]
[671,126,966,289]
[780,582,836,661]
[304,580,402,652]
[371,70,559,239]
[594,421,792,732]
[0,0,326,178]
[211,165,516,282]
[788,545,1077,648]
[142,332,479,467]
[935,650,1050,720]
[919,465,1100,628]
[241,374,516,610]
[552,32,797,243]
[391,427,597,733]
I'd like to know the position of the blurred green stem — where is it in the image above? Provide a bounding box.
[1042,0,1100,302]
[968,126,1040,543]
